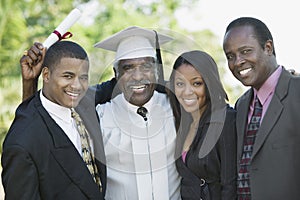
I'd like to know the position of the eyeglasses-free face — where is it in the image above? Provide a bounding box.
[116,57,157,107]
[174,63,207,117]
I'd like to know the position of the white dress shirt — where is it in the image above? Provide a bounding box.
[96,91,181,200]
[40,91,82,154]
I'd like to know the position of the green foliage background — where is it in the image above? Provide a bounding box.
[0,0,244,152]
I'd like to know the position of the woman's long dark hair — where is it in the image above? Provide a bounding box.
[168,57,209,132]
[167,50,228,157]
[168,50,227,131]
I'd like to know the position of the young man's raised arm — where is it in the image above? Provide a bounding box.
[20,42,46,101]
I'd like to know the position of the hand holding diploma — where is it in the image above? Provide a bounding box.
[43,8,82,48]
[20,8,82,100]
[23,7,82,56]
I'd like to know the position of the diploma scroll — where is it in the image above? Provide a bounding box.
[43,8,82,48]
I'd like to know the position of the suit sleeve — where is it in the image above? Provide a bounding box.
[218,109,237,200]
[91,78,118,105]
[2,145,41,200]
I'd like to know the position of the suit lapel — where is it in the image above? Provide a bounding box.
[236,90,253,160]
[76,93,106,163]
[76,93,107,190]
[252,69,290,158]
[251,95,283,157]
[34,93,100,199]
[51,147,100,198]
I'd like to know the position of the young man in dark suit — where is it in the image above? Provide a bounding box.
[17,26,181,200]
[1,41,106,200]
[223,17,300,200]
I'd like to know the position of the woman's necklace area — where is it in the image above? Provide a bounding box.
[182,121,199,152]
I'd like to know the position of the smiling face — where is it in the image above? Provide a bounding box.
[174,64,207,117]
[223,25,275,90]
[116,57,157,107]
[42,57,89,108]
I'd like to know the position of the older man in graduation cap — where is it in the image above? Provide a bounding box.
[94,26,180,200]
[20,26,181,200]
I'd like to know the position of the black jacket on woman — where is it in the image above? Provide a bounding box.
[176,105,237,200]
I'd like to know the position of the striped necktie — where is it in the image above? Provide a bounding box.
[237,96,262,200]
[71,108,102,191]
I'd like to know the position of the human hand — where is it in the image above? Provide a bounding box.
[287,68,300,76]
[20,42,46,81]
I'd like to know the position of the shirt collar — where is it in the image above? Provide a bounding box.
[254,66,282,105]
[121,91,156,113]
[40,90,72,123]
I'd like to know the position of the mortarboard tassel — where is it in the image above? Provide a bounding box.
[154,30,165,92]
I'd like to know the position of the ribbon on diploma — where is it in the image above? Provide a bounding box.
[43,8,82,48]
[53,30,73,41]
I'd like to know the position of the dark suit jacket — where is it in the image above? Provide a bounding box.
[235,68,300,199]
[176,106,237,200]
[1,91,106,200]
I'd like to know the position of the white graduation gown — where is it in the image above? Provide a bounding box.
[96,91,181,200]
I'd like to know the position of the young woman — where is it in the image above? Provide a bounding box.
[168,50,237,200]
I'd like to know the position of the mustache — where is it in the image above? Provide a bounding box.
[125,80,153,87]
